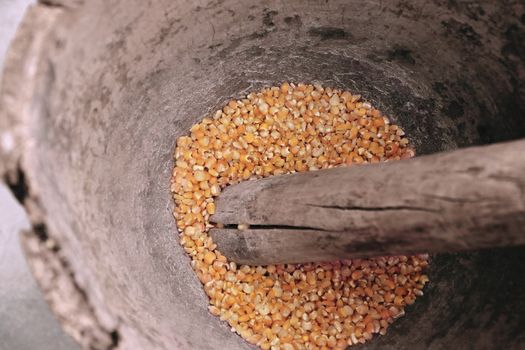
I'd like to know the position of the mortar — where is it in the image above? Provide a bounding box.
[1,0,524,349]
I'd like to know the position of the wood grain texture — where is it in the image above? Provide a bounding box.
[210,139,525,265]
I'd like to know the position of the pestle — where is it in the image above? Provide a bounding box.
[210,139,525,265]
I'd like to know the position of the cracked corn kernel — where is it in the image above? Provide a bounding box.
[171,83,428,349]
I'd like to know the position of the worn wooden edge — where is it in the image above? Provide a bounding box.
[0,5,121,350]
[21,229,118,349]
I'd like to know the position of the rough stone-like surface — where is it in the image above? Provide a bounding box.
[0,0,524,349]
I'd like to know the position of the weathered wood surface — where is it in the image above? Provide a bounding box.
[210,139,525,265]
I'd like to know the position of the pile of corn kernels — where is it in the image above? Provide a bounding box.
[171,83,429,350]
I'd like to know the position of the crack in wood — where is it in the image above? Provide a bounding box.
[216,224,330,232]
[422,194,491,203]
[305,203,441,213]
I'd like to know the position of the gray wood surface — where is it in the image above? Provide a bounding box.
[210,139,525,265]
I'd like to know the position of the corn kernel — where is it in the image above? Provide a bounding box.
[203,251,216,265]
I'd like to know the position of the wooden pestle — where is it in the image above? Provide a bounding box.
[210,139,525,265]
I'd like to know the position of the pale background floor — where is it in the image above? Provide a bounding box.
[0,0,79,349]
